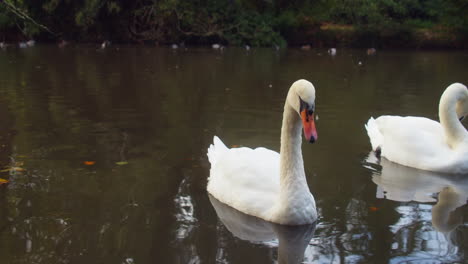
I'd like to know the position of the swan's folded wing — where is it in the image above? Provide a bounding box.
[207,146,280,218]
[376,116,452,170]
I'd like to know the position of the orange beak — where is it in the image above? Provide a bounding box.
[301,109,318,143]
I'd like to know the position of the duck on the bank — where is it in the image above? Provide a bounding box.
[26,40,35,47]
[58,39,69,48]
[301,44,311,50]
[101,40,111,49]
[367,48,376,55]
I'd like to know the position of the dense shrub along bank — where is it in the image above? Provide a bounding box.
[1,0,467,48]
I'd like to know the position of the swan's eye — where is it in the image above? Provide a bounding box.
[299,97,308,112]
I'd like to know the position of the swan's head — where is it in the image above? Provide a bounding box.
[447,83,468,121]
[443,83,468,121]
[287,79,318,143]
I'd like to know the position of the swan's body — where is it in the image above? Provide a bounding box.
[207,79,318,225]
[365,83,468,174]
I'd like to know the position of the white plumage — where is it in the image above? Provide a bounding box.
[207,137,281,218]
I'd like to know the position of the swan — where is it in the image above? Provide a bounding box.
[365,83,468,174]
[207,79,318,225]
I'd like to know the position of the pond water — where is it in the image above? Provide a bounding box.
[0,45,467,264]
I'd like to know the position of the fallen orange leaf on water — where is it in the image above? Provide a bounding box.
[231,145,240,148]
[369,206,379,212]
[0,167,25,173]
[84,161,96,166]
[0,178,9,184]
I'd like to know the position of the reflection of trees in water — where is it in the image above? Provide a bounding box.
[384,201,467,263]
[0,46,276,263]
[308,199,376,263]
[0,47,217,263]
[307,190,467,263]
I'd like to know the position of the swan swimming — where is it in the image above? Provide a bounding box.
[207,79,318,225]
[365,83,468,174]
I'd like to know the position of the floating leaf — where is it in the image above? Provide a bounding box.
[115,161,128,166]
[84,161,96,166]
[369,206,379,212]
[0,178,8,184]
[0,167,25,172]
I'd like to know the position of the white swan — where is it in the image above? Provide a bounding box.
[207,79,318,225]
[365,83,468,174]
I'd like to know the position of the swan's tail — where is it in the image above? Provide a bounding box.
[207,136,229,165]
[365,117,383,152]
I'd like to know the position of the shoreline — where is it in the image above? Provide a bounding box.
[2,27,466,50]
[1,24,467,50]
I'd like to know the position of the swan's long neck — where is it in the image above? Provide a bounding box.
[279,104,309,199]
[439,93,466,148]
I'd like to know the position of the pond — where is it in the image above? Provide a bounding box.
[0,45,467,263]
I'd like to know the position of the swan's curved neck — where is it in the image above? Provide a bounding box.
[439,95,466,148]
[279,104,308,197]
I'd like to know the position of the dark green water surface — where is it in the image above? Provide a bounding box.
[0,45,467,263]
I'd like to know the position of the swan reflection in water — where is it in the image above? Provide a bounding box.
[209,195,316,264]
[366,152,468,254]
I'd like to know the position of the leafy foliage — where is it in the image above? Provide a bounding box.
[0,0,467,46]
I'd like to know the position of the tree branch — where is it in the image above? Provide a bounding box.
[2,0,56,36]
